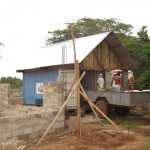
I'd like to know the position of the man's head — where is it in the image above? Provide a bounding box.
[99,73,103,77]
[128,70,132,73]
[128,70,133,79]
[117,71,120,76]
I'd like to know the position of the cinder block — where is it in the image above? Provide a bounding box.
[15,140,27,147]
[17,145,27,150]
[1,142,17,150]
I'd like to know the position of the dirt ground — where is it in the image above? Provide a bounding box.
[27,114,150,150]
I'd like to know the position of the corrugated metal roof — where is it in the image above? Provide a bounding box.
[17,32,135,72]
[105,33,135,68]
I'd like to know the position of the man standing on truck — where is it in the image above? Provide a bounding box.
[97,73,105,91]
[111,71,122,92]
[128,70,135,90]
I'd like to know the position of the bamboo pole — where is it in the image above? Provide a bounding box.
[37,71,86,145]
[79,90,122,132]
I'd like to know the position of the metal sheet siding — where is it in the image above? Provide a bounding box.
[23,70,58,104]
[81,69,104,91]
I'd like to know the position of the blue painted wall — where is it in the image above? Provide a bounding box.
[23,70,58,105]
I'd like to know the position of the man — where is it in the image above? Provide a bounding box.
[97,74,105,91]
[111,71,122,92]
[128,70,135,90]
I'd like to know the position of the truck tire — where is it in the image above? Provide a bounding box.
[95,99,110,118]
[114,107,129,116]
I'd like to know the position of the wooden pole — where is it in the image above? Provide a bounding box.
[76,60,81,135]
[79,90,122,132]
[71,25,77,72]
[71,24,81,135]
[37,71,86,145]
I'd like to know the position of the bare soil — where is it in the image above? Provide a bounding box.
[27,114,150,150]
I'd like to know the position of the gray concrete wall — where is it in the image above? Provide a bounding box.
[58,70,77,109]
[10,89,23,105]
[0,84,23,107]
[43,82,64,109]
[0,84,10,107]
[0,110,64,143]
[0,82,65,143]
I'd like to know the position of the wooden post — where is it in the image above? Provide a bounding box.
[79,90,122,132]
[71,24,81,135]
[76,60,81,134]
[37,71,85,145]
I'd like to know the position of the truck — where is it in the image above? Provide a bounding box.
[84,90,150,118]
[62,69,150,117]
[79,69,150,118]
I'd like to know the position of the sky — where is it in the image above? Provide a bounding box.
[0,0,149,79]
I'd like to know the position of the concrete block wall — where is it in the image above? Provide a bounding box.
[0,84,23,107]
[10,89,23,105]
[59,70,77,109]
[0,84,10,107]
[0,81,65,144]
[0,110,64,143]
[43,82,64,109]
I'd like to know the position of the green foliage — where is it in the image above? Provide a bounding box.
[135,71,150,90]
[129,26,150,89]
[0,76,22,89]
[46,17,133,44]
[137,26,150,43]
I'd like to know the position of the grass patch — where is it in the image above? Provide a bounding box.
[84,116,148,129]
[111,117,146,129]
[144,132,150,136]
[141,139,150,150]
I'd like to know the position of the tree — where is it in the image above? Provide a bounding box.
[0,77,22,89]
[133,26,150,89]
[0,43,5,47]
[46,17,133,44]
[137,26,150,43]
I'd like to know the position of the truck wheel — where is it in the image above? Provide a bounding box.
[114,107,129,116]
[95,99,110,118]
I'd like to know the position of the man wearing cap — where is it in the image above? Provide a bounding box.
[97,74,105,91]
[128,70,135,90]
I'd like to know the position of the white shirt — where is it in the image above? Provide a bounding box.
[97,77,104,89]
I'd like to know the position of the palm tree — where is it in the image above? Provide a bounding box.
[0,43,5,59]
[0,43,5,47]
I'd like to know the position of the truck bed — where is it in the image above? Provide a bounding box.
[86,90,150,114]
